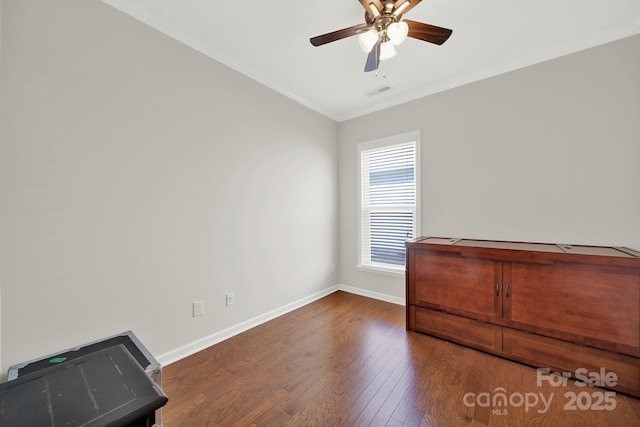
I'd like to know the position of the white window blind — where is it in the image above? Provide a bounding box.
[358,133,419,273]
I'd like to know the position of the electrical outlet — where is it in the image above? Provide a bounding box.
[193,300,204,317]
[226,292,234,306]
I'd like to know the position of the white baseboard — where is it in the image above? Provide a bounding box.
[156,283,404,366]
[337,284,405,306]
[156,285,338,366]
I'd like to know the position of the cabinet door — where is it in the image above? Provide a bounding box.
[508,261,640,357]
[411,251,501,321]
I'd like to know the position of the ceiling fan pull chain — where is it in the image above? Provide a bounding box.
[375,60,387,78]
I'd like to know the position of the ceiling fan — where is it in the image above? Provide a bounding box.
[310,0,452,72]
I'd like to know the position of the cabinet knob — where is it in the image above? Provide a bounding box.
[505,284,510,298]
[495,283,500,296]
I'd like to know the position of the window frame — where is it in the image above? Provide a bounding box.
[356,131,421,277]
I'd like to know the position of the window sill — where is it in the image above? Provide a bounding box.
[356,264,405,278]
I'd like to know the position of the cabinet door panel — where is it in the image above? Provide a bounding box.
[504,330,640,398]
[414,307,503,354]
[509,262,640,357]
[413,252,500,321]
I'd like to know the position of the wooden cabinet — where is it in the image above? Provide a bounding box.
[406,237,640,397]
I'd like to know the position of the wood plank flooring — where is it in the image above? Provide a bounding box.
[161,291,640,426]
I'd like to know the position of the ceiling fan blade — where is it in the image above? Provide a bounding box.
[405,19,453,45]
[364,40,381,72]
[393,0,422,17]
[310,23,370,46]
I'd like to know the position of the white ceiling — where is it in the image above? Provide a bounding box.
[102,0,640,122]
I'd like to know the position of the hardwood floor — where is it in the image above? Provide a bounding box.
[161,291,640,426]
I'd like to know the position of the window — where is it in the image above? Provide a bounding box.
[358,131,420,275]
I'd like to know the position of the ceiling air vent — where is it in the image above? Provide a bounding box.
[366,85,392,97]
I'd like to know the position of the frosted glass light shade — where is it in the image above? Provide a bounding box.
[379,41,397,60]
[387,21,409,45]
[358,29,379,53]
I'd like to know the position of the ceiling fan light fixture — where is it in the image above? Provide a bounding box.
[387,21,409,45]
[358,28,379,52]
[393,1,411,17]
[379,40,397,60]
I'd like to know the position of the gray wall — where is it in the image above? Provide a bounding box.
[0,0,338,371]
[2,0,638,373]
[338,34,640,299]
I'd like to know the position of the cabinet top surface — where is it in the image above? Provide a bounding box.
[407,237,640,264]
